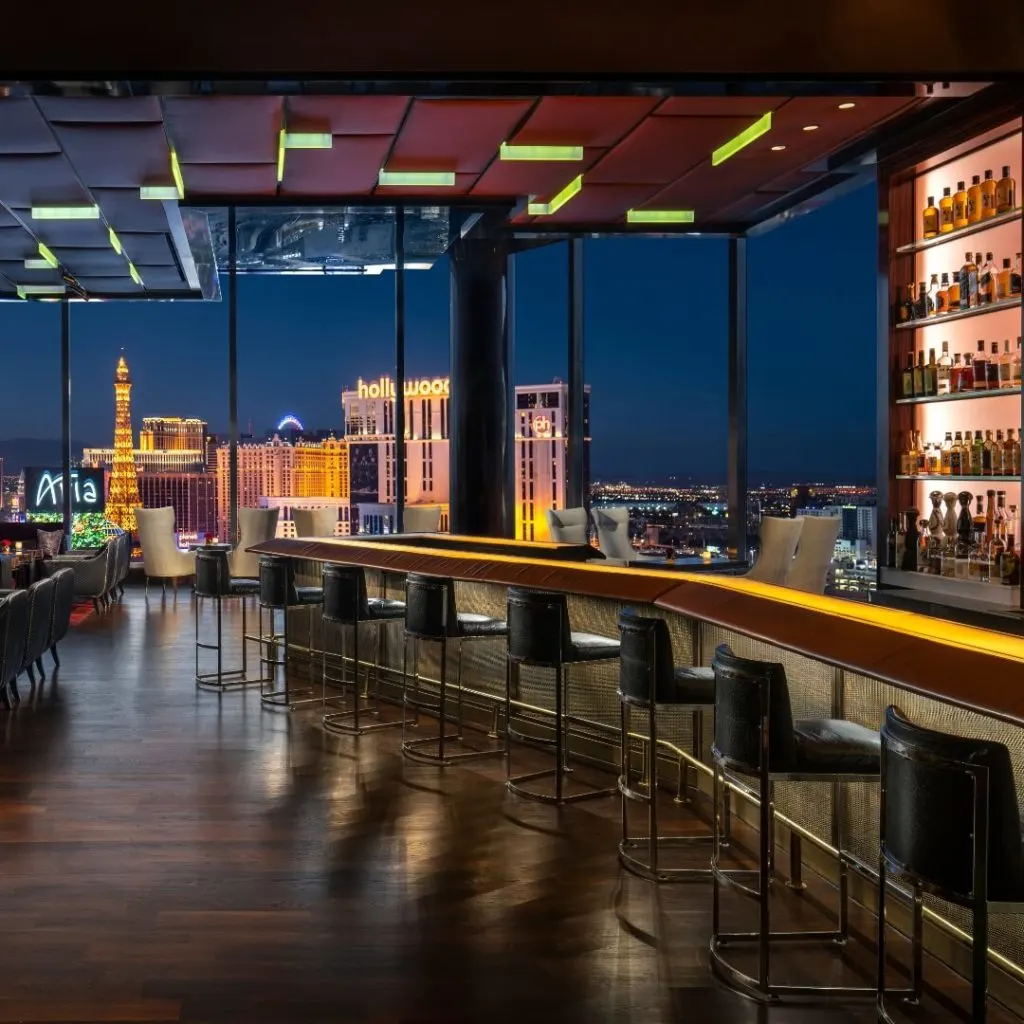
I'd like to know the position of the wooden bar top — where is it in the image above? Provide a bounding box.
[251,536,1024,727]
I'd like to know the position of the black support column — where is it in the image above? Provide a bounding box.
[227,205,238,544]
[726,236,748,562]
[394,207,406,533]
[60,298,72,550]
[449,237,511,538]
[566,238,585,511]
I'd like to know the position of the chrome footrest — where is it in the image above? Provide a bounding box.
[506,766,616,806]
[402,733,503,766]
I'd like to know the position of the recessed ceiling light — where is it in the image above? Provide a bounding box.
[711,112,772,166]
[626,209,695,224]
[838,102,856,110]
[283,132,333,149]
[771,145,787,152]
[36,242,59,269]
[802,124,819,131]
[140,186,180,201]
[30,205,100,220]
[128,263,143,286]
[499,142,584,162]
[527,174,583,216]
[109,228,122,254]
[23,258,53,270]
[16,283,66,298]
[378,169,457,187]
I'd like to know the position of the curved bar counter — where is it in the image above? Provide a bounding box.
[251,534,1024,993]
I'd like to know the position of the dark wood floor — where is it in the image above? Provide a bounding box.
[0,589,1008,1023]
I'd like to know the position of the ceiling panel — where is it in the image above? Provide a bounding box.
[76,276,142,294]
[180,162,278,196]
[0,99,60,155]
[37,96,163,124]
[0,153,88,208]
[93,188,170,233]
[657,96,787,117]
[163,97,283,164]
[54,122,171,188]
[134,265,184,289]
[22,216,112,248]
[55,247,131,276]
[0,259,65,286]
[511,96,659,147]
[286,96,409,136]
[282,135,392,194]
[533,183,663,224]
[0,226,36,260]
[587,114,756,185]
[471,148,603,197]
[0,206,19,229]
[389,99,533,174]
[118,233,176,265]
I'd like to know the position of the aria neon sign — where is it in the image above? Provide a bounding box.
[25,468,102,513]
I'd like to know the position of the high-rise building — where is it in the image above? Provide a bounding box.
[139,417,207,452]
[83,448,207,473]
[106,355,142,532]
[137,473,217,542]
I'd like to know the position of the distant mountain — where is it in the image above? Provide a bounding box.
[0,438,93,475]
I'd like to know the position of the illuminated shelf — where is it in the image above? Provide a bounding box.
[896,474,1021,482]
[895,295,1022,330]
[880,567,1019,609]
[896,386,1021,405]
[895,206,1022,254]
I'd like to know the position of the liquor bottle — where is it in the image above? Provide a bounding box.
[900,353,915,398]
[916,430,928,475]
[897,283,916,322]
[1012,254,1022,297]
[1014,338,1023,388]
[997,258,1013,300]
[950,352,963,392]
[994,429,1006,475]
[939,186,955,232]
[895,516,907,567]
[927,443,941,476]
[961,352,975,392]
[983,429,997,476]
[940,430,954,475]
[953,180,969,229]
[1001,535,1019,585]
[900,433,914,475]
[960,252,979,309]
[986,489,997,540]
[1000,338,1014,387]
[1008,428,1022,475]
[936,272,950,314]
[916,281,932,319]
[925,348,939,396]
[970,429,985,476]
[996,166,1016,213]
[948,271,961,308]
[990,494,1006,583]
[937,340,952,394]
[913,350,925,396]
[967,174,983,223]
[950,431,963,475]
[922,195,939,238]
[987,340,1001,389]
[886,518,898,568]
[981,170,998,219]
[971,495,989,580]
[979,253,996,305]
[973,339,988,390]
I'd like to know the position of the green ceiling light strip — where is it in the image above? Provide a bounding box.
[37,241,59,268]
[140,185,179,200]
[16,284,66,299]
[626,209,695,224]
[109,228,123,255]
[128,263,143,286]
[711,111,772,166]
[170,148,184,198]
[378,169,456,187]
[499,142,584,161]
[527,174,583,216]
[277,129,286,183]
[284,132,333,149]
[30,204,100,220]
[23,258,53,270]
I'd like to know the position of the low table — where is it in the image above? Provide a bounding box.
[188,543,233,552]
[627,556,748,573]
[0,551,44,589]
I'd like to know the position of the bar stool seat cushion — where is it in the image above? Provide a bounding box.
[457,611,508,637]
[367,597,406,620]
[567,631,621,662]
[294,586,324,605]
[669,665,716,705]
[228,578,260,596]
[792,718,881,775]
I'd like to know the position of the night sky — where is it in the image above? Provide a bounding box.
[0,183,877,483]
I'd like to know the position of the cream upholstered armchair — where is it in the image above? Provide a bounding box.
[787,515,840,594]
[228,507,280,579]
[135,507,195,594]
[403,505,442,534]
[545,507,589,544]
[745,516,804,587]
[591,506,635,561]
[292,506,339,538]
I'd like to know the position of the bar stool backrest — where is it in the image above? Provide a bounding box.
[47,567,75,648]
[259,556,298,609]
[0,589,30,686]
[322,564,371,624]
[405,573,458,639]
[618,610,675,705]
[881,705,1023,904]
[507,586,570,666]
[711,644,797,773]
[195,549,232,598]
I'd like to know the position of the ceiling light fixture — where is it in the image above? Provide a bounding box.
[170,149,184,198]
[23,258,53,270]
[363,261,435,275]
[499,142,584,161]
[109,228,122,255]
[128,263,143,286]
[140,186,180,200]
[277,130,286,182]
[838,102,856,110]
[711,112,772,166]
[284,132,333,149]
[37,242,59,269]
[802,124,819,131]
[30,204,100,220]
[527,174,583,216]
[378,169,457,187]
[16,283,66,298]
[771,144,787,151]
[626,209,695,224]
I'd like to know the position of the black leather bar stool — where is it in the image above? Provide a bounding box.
[258,555,324,710]
[710,643,880,1001]
[618,610,715,882]
[878,705,1020,1023]
[506,586,620,805]
[321,563,405,735]
[402,573,507,765]
[194,548,261,690]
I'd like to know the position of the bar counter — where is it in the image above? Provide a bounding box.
[251,533,1024,984]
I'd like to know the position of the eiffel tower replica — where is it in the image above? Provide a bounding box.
[106,354,141,532]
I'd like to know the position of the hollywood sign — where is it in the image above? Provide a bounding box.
[356,376,450,399]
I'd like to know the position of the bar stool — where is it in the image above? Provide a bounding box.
[709,643,880,1001]
[617,609,715,882]
[506,586,620,805]
[194,548,261,690]
[258,555,324,710]
[878,705,1020,1024]
[401,573,507,766]
[321,563,406,735]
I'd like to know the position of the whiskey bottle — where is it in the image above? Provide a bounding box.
[1012,253,1022,296]
[1008,428,1022,476]
[983,429,997,476]
[961,352,975,392]
[996,166,1017,213]
[1014,338,1023,388]
[997,258,1013,300]
[895,516,907,567]
[917,281,932,319]
[960,252,979,309]
[948,271,961,307]
[922,195,939,238]
[981,170,998,219]
[940,431,954,475]
[994,429,1006,475]
[900,433,915,476]
[973,339,988,390]
[886,519,898,568]
[937,272,950,314]
[1000,338,1014,388]
[916,431,929,475]
[925,348,939,396]
[937,340,952,394]
[979,252,996,305]
[953,180,969,229]
[1001,535,1019,585]
[950,352,963,392]
[970,430,985,476]
[900,353,915,398]
[967,175,983,223]
[987,340,1001,389]
[928,443,941,476]
[950,431,964,476]
[897,283,916,322]
[939,186,955,232]
[927,274,940,314]
[913,350,925,396]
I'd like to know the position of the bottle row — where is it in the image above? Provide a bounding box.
[899,428,1022,478]
[921,167,1016,239]
[900,338,1022,398]
[897,252,1023,323]
[886,490,1019,586]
